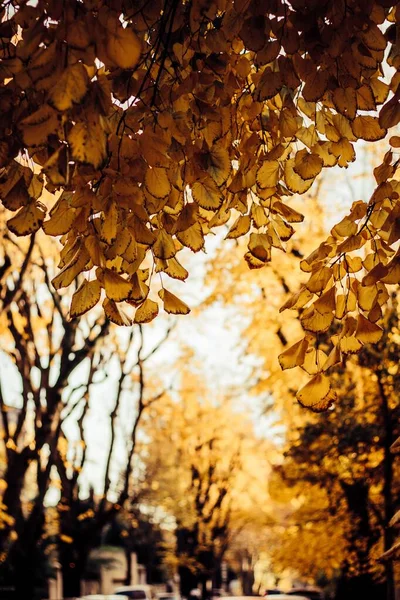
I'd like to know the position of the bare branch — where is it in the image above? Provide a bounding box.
[1,233,35,312]
[0,376,10,444]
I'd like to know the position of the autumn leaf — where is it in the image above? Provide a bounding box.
[19,105,60,147]
[48,63,89,112]
[68,116,107,168]
[7,201,46,236]
[70,279,102,318]
[296,374,336,412]
[103,298,132,326]
[104,269,132,302]
[159,289,190,315]
[278,338,309,370]
[105,22,141,70]
[134,298,159,323]
[192,178,223,210]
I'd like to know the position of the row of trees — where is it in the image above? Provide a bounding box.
[0,231,174,598]
[2,228,399,600]
[0,226,275,599]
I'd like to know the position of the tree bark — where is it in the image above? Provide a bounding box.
[377,371,395,600]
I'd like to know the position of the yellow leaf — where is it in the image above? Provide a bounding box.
[284,159,315,194]
[144,168,171,199]
[192,178,223,210]
[302,348,328,375]
[164,257,189,281]
[335,291,356,319]
[104,269,132,302]
[296,374,336,412]
[293,150,323,179]
[280,287,313,312]
[103,298,132,326]
[204,145,231,187]
[271,215,294,242]
[225,215,251,239]
[106,23,141,70]
[255,69,282,101]
[65,20,91,49]
[43,197,75,236]
[248,232,271,263]
[301,306,334,333]
[153,229,177,259]
[340,335,363,354]
[68,116,107,169]
[128,271,149,304]
[313,286,336,315]
[101,202,119,245]
[131,217,156,246]
[256,160,280,189]
[52,245,90,290]
[176,222,204,252]
[19,104,60,147]
[48,63,89,111]
[352,116,386,141]
[272,201,304,223]
[139,129,170,168]
[355,314,383,344]
[173,203,199,233]
[333,87,357,120]
[42,146,69,186]
[278,337,309,370]
[159,288,190,315]
[306,266,332,293]
[7,201,46,236]
[70,279,101,318]
[85,235,105,267]
[134,299,159,323]
[322,344,342,371]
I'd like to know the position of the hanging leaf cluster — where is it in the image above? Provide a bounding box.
[0,0,400,404]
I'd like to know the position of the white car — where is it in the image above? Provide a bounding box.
[114,585,154,600]
[81,596,129,600]
[156,593,181,600]
[267,596,309,600]
[223,596,308,600]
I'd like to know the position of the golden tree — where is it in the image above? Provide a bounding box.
[139,380,273,597]
[0,0,399,407]
[269,303,400,600]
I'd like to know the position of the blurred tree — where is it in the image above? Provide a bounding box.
[140,381,274,598]
[0,239,109,599]
[270,302,400,600]
[55,324,171,598]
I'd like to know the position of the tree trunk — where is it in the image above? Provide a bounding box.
[61,557,85,599]
[340,480,376,574]
[13,553,39,600]
[7,504,45,600]
[377,371,395,600]
[125,547,132,586]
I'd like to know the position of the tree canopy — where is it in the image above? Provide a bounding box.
[1,0,400,409]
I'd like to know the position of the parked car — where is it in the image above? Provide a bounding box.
[114,585,154,600]
[287,588,324,600]
[223,596,308,600]
[156,593,181,600]
[262,596,309,600]
[211,589,226,598]
[80,595,129,600]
